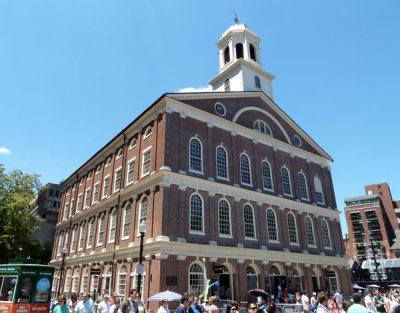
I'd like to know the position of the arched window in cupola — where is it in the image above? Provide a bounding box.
[224,46,230,64]
[249,44,256,61]
[236,43,243,59]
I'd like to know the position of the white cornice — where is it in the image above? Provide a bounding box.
[165,96,333,165]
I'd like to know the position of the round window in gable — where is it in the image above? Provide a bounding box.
[293,135,302,147]
[215,102,226,116]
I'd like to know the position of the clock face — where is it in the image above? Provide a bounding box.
[215,103,226,116]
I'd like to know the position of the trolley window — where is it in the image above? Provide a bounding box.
[0,276,17,302]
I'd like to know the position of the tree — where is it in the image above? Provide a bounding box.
[0,164,44,263]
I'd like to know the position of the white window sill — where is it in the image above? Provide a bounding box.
[96,243,102,247]
[113,189,120,193]
[126,181,134,186]
[308,244,317,248]
[189,231,205,236]
[263,188,274,192]
[241,182,253,187]
[245,236,257,241]
[283,193,293,197]
[324,246,333,250]
[268,240,280,244]
[219,234,233,238]
[129,145,136,151]
[301,197,310,201]
[121,236,129,241]
[141,172,150,178]
[189,169,204,175]
[108,240,115,244]
[289,242,300,246]
[216,176,229,181]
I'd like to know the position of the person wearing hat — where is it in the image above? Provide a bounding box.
[98,295,111,313]
[310,292,318,312]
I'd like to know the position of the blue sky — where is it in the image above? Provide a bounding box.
[1,1,400,236]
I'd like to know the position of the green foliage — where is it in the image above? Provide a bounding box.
[0,164,44,263]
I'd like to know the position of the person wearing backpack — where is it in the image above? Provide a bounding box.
[118,289,139,313]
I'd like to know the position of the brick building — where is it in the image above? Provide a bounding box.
[344,183,400,264]
[50,23,351,303]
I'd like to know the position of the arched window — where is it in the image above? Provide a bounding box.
[249,44,256,61]
[97,214,105,245]
[189,138,203,173]
[190,194,203,233]
[138,196,148,230]
[244,204,255,238]
[118,266,127,296]
[314,176,325,204]
[188,263,204,296]
[293,269,302,292]
[218,199,231,236]
[109,209,117,243]
[246,266,258,290]
[144,126,152,138]
[117,148,123,159]
[270,265,280,275]
[129,138,137,149]
[321,220,332,248]
[78,223,85,250]
[224,79,230,92]
[255,76,261,89]
[81,269,89,293]
[304,216,315,246]
[236,43,243,59]
[281,167,292,196]
[287,213,298,244]
[298,172,309,200]
[240,154,252,185]
[262,161,273,191]
[90,272,100,294]
[72,269,80,292]
[122,204,131,239]
[266,209,278,241]
[216,146,228,179]
[64,270,71,292]
[254,120,272,136]
[224,46,230,64]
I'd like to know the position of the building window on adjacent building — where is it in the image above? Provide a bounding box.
[218,199,231,236]
[78,223,86,251]
[224,79,230,92]
[63,203,69,220]
[240,153,252,185]
[57,233,64,256]
[144,126,152,139]
[70,227,77,253]
[281,167,292,196]
[216,146,228,179]
[305,216,316,246]
[126,159,136,185]
[254,120,272,136]
[84,188,91,209]
[72,269,79,292]
[236,43,243,59]
[122,204,131,240]
[138,197,148,233]
[244,204,256,239]
[262,161,273,191]
[141,149,151,177]
[118,266,127,296]
[114,168,122,193]
[189,138,203,173]
[224,46,230,64]
[93,183,100,204]
[102,176,110,199]
[266,209,278,242]
[314,176,325,204]
[188,263,204,297]
[298,172,309,200]
[87,219,95,248]
[321,220,332,248]
[76,194,82,213]
[249,43,256,61]
[109,209,117,243]
[97,214,105,246]
[255,76,261,89]
[190,194,204,234]
[287,213,298,244]
[81,270,89,293]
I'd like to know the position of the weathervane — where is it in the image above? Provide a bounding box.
[233,10,239,24]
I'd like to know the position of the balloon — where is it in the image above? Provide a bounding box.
[214,281,219,286]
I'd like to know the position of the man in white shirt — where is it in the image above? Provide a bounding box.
[76,293,95,313]
[98,295,111,313]
[301,291,311,313]
[310,292,318,312]
[365,291,377,313]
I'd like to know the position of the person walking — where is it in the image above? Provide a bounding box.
[54,295,70,313]
[365,291,376,313]
[208,297,219,313]
[191,296,203,313]
[301,291,311,313]
[97,295,111,313]
[176,297,191,313]
[68,293,79,313]
[316,296,329,313]
[328,294,339,313]
[76,293,95,313]
[374,291,386,313]
[157,299,170,313]
[110,298,121,313]
[119,289,139,313]
[310,292,318,312]
[347,293,368,313]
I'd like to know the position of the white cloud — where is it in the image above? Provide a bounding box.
[0,147,11,155]
[177,85,213,93]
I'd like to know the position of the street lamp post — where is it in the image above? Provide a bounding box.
[366,241,387,283]
[57,246,68,297]
[136,220,147,295]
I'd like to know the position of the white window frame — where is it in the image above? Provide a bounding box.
[113,167,122,193]
[92,182,100,204]
[63,203,69,220]
[298,171,309,200]
[254,119,273,137]
[84,188,91,209]
[57,233,64,256]
[117,148,123,160]
[266,208,279,243]
[143,126,152,139]
[243,204,256,240]
[79,177,85,186]
[189,138,203,174]
[69,199,75,217]
[97,214,105,246]
[321,219,332,249]
[262,160,274,191]
[304,216,316,248]
[87,171,92,181]
[137,196,148,236]
[287,212,299,245]
[102,175,110,199]
[314,176,325,205]
[240,153,252,186]
[76,193,82,213]
[218,199,232,238]
[117,265,127,296]
[189,193,205,235]
[129,137,137,150]
[81,269,89,293]
[188,262,205,297]
[87,219,95,249]
[141,146,152,177]
[281,166,292,196]
[121,204,131,240]
[108,209,117,243]
[105,157,112,167]
[78,223,85,251]
[95,164,102,175]
[216,145,229,181]
[126,157,136,186]
[70,227,77,253]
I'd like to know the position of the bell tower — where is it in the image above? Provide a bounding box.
[209,21,275,99]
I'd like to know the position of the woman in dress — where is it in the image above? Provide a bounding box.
[328,294,339,313]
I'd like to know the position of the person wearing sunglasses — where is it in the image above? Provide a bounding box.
[246,303,258,313]
[54,294,70,313]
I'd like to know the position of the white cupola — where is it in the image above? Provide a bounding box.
[209,23,275,99]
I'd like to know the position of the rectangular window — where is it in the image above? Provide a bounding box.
[103,176,110,198]
[57,234,64,256]
[87,221,94,248]
[70,228,77,252]
[141,150,151,176]
[55,190,59,197]
[84,189,91,208]
[93,183,99,204]
[50,190,54,197]
[78,224,85,251]
[53,201,57,208]
[63,203,69,220]
[316,192,324,204]
[76,194,82,213]
[69,199,75,217]
[114,168,122,192]
[126,159,135,185]
[97,216,105,246]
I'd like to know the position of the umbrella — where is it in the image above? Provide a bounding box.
[147,290,182,301]
[248,289,269,298]
[352,284,366,290]
[388,284,400,288]
[366,284,380,288]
